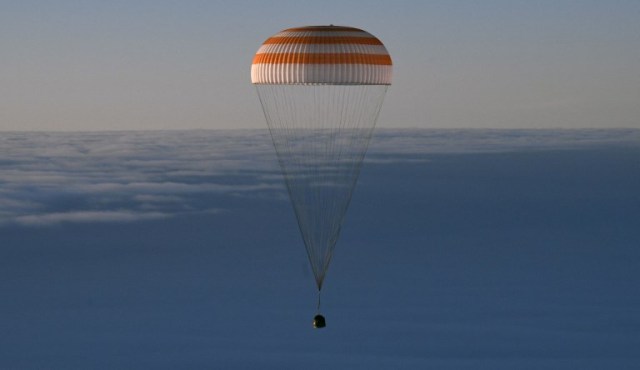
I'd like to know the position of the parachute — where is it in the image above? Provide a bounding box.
[252,25,392,327]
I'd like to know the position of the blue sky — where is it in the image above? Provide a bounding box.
[1,0,639,130]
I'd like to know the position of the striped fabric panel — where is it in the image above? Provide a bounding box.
[270,31,377,38]
[263,36,383,45]
[256,44,389,55]
[252,25,392,85]
[251,64,392,85]
[253,54,392,65]
[283,26,364,32]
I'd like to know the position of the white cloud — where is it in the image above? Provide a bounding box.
[0,198,41,210]
[13,211,171,226]
[133,194,184,203]
[0,130,284,226]
[1,129,638,227]
[71,181,280,194]
[368,128,640,156]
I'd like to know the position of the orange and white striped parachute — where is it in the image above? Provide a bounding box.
[252,26,392,322]
[251,25,392,85]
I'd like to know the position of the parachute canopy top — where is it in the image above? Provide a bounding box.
[251,25,392,85]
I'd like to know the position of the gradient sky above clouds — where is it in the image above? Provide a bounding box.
[1,0,639,131]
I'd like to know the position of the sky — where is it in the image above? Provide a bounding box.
[1,0,639,131]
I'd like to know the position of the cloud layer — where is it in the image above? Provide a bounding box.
[1,128,640,369]
[0,130,281,226]
[1,129,638,226]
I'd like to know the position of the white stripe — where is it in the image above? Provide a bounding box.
[272,31,375,38]
[256,44,389,55]
[251,63,392,85]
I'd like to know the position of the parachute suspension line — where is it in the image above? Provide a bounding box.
[256,84,388,292]
[317,290,322,313]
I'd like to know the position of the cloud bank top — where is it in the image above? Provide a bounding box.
[1,129,638,227]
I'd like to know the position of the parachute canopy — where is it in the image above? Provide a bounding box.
[251,25,392,85]
[252,25,392,295]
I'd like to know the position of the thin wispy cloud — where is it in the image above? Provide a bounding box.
[13,210,171,226]
[368,128,640,157]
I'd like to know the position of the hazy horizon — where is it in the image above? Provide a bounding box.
[2,126,640,133]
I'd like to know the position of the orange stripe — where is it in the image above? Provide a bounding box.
[263,36,383,45]
[252,53,392,65]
